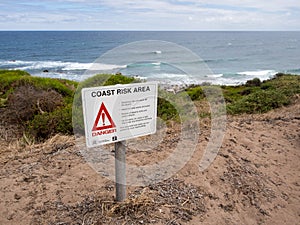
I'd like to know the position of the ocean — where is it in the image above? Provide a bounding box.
[0,31,299,85]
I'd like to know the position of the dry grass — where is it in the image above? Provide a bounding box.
[31,177,207,225]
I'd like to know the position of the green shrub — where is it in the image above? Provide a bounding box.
[78,73,137,90]
[221,86,247,103]
[8,85,63,121]
[0,70,77,98]
[260,83,273,90]
[0,70,30,97]
[223,74,299,114]
[185,86,205,101]
[240,88,253,95]
[28,105,73,141]
[227,89,290,114]
[104,74,137,86]
[245,78,261,87]
[267,74,300,96]
[157,97,178,121]
[0,70,77,141]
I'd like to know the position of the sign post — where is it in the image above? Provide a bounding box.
[115,141,126,202]
[81,82,158,201]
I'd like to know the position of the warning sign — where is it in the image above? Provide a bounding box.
[92,103,115,131]
[81,82,158,147]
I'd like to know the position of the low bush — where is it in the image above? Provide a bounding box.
[28,105,73,141]
[185,86,205,101]
[227,89,290,114]
[157,97,178,121]
[8,85,63,122]
[245,78,261,87]
[187,73,299,115]
[0,70,77,141]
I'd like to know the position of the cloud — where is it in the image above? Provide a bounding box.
[0,0,299,30]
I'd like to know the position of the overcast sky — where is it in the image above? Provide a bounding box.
[0,0,299,31]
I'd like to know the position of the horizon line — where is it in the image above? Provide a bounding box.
[1,29,300,32]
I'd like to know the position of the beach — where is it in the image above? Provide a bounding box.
[0,94,299,224]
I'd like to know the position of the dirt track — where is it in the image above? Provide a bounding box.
[0,100,299,224]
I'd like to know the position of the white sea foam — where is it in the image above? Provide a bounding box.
[32,71,83,81]
[0,60,281,86]
[62,62,93,70]
[205,74,223,78]
[237,70,276,76]
[151,73,190,79]
[88,62,127,71]
[0,60,29,66]
[140,70,278,86]
[147,73,200,86]
[151,62,161,66]
[0,60,126,72]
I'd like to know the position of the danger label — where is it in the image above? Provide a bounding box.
[91,102,117,137]
[81,82,157,147]
[92,102,115,131]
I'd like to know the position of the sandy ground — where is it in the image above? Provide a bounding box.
[0,99,299,225]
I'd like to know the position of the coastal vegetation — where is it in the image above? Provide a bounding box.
[0,70,299,142]
[224,73,299,114]
[185,73,300,114]
[0,70,77,141]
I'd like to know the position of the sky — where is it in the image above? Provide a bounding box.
[0,0,299,31]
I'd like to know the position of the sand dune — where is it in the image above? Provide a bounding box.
[0,99,299,224]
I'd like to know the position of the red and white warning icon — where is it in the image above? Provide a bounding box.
[92,102,116,131]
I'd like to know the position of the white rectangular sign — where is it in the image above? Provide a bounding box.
[81,82,158,147]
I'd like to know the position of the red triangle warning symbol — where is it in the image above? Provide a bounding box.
[92,102,116,131]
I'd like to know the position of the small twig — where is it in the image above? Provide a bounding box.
[101,201,114,203]
[181,197,189,206]
[163,204,177,208]
[23,133,32,145]
[37,99,45,114]
[166,218,178,225]
[81,213,87,225]
[101,203,105,215]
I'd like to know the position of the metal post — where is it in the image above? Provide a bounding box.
[115,141,126,202]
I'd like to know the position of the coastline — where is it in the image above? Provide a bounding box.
[1,60,295,86]
[0,70,299,141]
